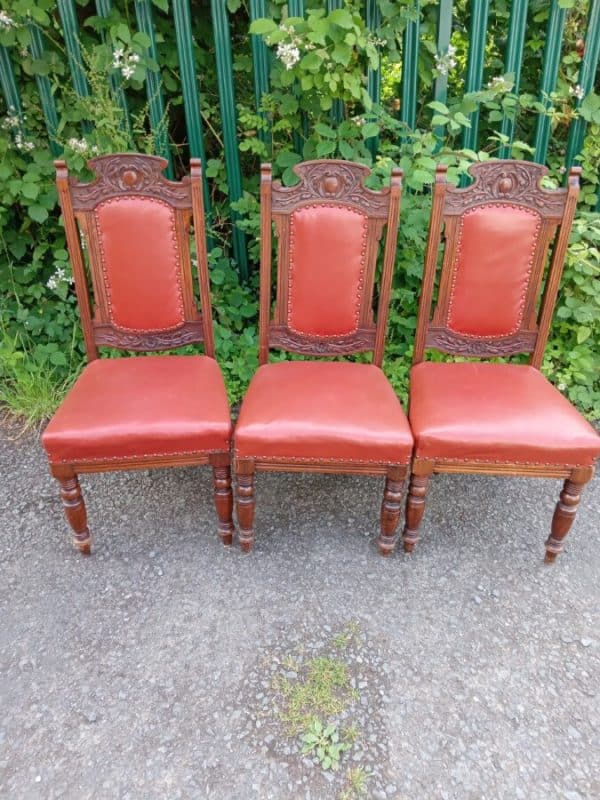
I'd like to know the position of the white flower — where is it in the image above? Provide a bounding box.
[434,47,457,77]
[128,52,140,64]
[121,64,135,79]
[487,75,511,91]
[558,382,566,391]
[276,41,301,70]
[67,137,91,154]
[14,132,34,151]
[1,111,20,130]
[0,10,14,29]
[569,84,585,101]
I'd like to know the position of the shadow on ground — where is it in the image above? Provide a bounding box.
[0,429,598,799]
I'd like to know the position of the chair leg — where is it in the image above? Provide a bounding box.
[402,471,431,554]
[236,460,256,553]
[212,465,234,546]
[545,469,592,564]
[57,471,92,555]
[377,466,405,556]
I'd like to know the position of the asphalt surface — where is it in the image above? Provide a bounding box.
[0,428,598,799]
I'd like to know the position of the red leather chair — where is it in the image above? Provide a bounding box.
[404,160,600,562]
[233,161,413,554]
[42,155,234,554]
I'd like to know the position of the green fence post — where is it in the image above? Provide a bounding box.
[461,0,490,151]
[326,0,344,124]
[364,0,381,158]
[498,0,528,158]
[95,0,131,135]
[249,0,271,147]
[288,0,307,152]
[27,26,60,154]
[56,0,92,131]
[433,0,453,143]
[533,1,566,165]
[564,0,600,174]
[134,0,173,176]
[400,0,420,131]
[172,0,213,228]
[0,44,22,114]
[211,0,249,279]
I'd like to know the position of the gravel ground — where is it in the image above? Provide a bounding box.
[0,428,598,800]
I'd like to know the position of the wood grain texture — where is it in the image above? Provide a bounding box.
[57,471,91,555]
[402,472,431,553]
[377,466,405,556]
[235,461,256,553]
[212,465,234,546]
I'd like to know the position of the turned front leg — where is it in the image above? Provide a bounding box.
[402,472,431,554]
[212,465,234,546]
[377,467,405,556]
[236,461,256,553]
[545,473,590,564]
[57,472,92,555]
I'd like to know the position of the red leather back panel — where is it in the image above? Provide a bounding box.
[447,204,541,337]
[287,204,368,337]
[94,196,185,331]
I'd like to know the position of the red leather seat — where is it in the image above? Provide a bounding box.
[410,362,600,466]
[235,361,413,464]
[42,355,232,464]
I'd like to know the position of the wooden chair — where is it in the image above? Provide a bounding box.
[404,159,600,562]
[42,154,234,554]
[233,160,413,554]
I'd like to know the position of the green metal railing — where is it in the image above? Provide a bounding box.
[0,0,598,275]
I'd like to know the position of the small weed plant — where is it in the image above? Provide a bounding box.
[301,719,350,771]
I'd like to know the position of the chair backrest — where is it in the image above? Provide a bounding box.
[55,153,214,361]
[413,159,581,368]
[258,159,402,367]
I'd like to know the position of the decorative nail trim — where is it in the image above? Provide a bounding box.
[287,204,368,339]
[94,195,185,333]
[47,447,229,465]
[234,452,410,465]
[447,203,541,339]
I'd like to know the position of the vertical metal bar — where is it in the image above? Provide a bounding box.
[326,0,344,124]
[498,0,528,158]
[564,0,600,172]
[401,1,420,130]
[0,44,22,114]
[249,0,271,146]
[134,0,173,176]
[461,0,490,151]
[288,0,307,151]
[433,0,453,143]
[210,0,248,278]
[172,0,213,243]
[95,0,131,134]
[27,26,60,154]
[365,0,381,157]
[56,0,91,122]
[533,1,566,164]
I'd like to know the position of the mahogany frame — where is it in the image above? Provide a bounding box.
[235,159,407,555]
[50,154,233,554]
[405,159,595,563]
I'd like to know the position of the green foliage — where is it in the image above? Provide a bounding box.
[338,767,371,800]
[272,654,357,736]
[301,719,350,771]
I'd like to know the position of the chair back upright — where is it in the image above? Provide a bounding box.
[413,160,581,368]
[258,159,403,367]
[55,154,214,361]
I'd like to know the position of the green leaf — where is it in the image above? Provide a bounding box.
[428,100,449,114]
[249,19,277,36]
[21,183,39,200]
[361,122,380,139]
[49,350,67,366]
[28,205,48,223]
[328,8,354,28]
[315,122,337,139]
[577,326,591,344]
